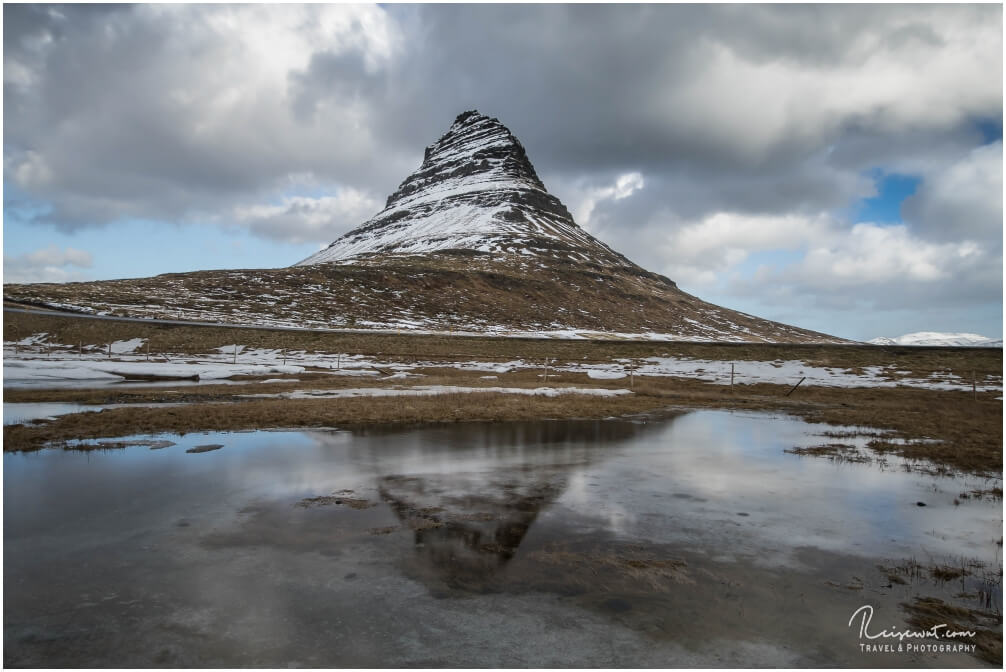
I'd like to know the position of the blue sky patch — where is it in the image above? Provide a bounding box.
[854,172,921,225]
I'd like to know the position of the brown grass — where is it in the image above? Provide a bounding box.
[784,443,872,463]
[901,596,1002,665]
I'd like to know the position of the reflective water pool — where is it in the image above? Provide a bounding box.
[4,410,1001,667]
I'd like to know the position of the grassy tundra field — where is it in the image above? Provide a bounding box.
[3,308,1002,475]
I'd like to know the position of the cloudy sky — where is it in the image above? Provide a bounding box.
[3,3,1002,341]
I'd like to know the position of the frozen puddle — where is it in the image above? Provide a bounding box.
[3,401,189,425]
[3,410,1001,667]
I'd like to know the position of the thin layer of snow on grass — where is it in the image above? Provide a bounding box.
[4,335,999,392]
[242,386,633,400]
[3,359,123,382]
[14,332,50,346]
[587,369,627,380]
[3,357,304,385]
[110,338,146,354]
[564,358,1002,392]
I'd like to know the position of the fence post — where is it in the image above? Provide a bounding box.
[107,342,111,358]
[630,366,634,390]
[79,341,82,359]
[731,363,735,387]
[233,344,238,364]
[973,371,977,401]
[544,358,549,383]
[785,377,806,397]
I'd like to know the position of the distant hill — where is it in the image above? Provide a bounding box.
[868,332,1003,347]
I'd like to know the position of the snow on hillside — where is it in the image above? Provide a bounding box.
[868,332,1003,347]
[5,334,1001,393]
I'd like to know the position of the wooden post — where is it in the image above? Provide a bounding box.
[731,363,735,387]
[785,377,806,397]
[544,358,549,383]
[337,353,341,370]
[146,341,150,361]
[630,366,634,390]
[107,342,111,358]
[282,349,287,366]
[79,341,82,359]
[973,371,977,401]
[233,345,238,364]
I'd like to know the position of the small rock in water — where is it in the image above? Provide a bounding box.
[915,501,926,507]
[601,597,633,613]
[186,444,223,454]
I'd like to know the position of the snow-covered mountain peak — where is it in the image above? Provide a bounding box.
[867,331,1002,347]
[296,111,629,267]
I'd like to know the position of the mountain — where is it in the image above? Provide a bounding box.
[3,111,843,343]
[298,110,627,268]
[868,332,1003,347]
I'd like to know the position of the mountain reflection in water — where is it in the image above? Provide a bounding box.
[373,418,667,589]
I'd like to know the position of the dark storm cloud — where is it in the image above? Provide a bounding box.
[6,3,1000,228]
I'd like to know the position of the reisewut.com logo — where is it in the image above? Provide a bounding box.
[848,605,978,655]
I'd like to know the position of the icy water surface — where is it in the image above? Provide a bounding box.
[4,410,1001,667]
[3,401,189,425]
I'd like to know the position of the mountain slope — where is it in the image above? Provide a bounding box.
[3,111,844,343]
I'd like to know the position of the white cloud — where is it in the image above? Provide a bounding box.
[652,211,832,286]
[790,223,984,287]
[644,209,997,315]
[229,189,382,244]
[3,245,94,284]
[902,141,1003,243]
[571,172,644,227]
[661,7,1001,163]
